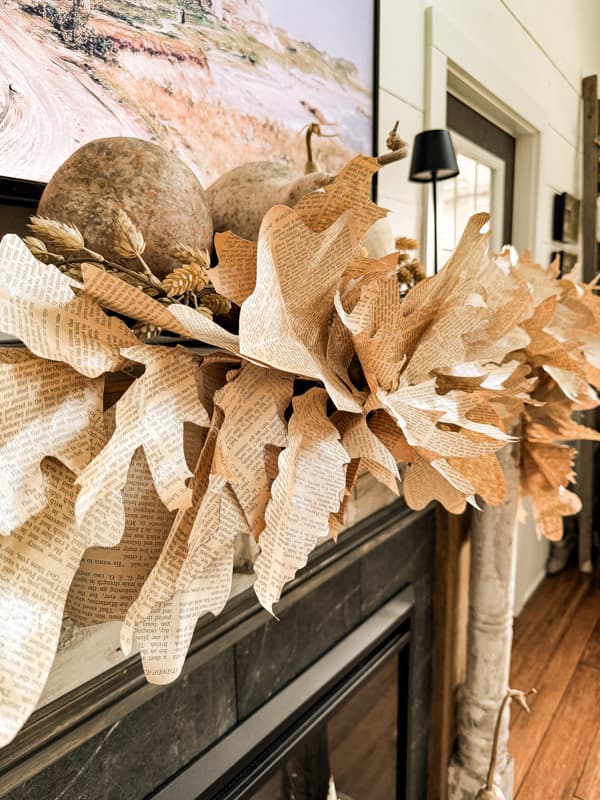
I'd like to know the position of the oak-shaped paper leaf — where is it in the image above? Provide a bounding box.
[0,457,124,746]
[254,388,350,614]
[0,349,105,534]
[211,363,293,538]
[0,235,137,376]
[239,205,361,411]
[294,155,386,238]
[211,232,258,306]
[75,345,209,531]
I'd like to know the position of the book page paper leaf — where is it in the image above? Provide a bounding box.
[254,388,350,614]
[212,363,293,538]
[0,455,123,746]
[76,345,209,531]
[240,205,360,412]
[0,235,137,376]
[0,349,104,534]
[211,232,258,306]
[294,155,386,238]
[81,262,190,337]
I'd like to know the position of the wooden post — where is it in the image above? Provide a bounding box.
[428,508,471,800]
[579,76,599,573]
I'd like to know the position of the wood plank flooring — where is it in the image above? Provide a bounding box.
[510,568,600,799]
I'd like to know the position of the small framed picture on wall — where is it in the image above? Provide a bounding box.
[553,192,580,244]
[551,250,578,277]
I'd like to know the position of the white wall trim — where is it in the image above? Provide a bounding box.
[427,6,547,132]
[423,5,547,264]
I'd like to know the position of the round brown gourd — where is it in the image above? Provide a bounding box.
[38,137,213,279]
[206,161,334,242]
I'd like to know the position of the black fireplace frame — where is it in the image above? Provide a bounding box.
[0,501,436,800]
[151,589,414,800]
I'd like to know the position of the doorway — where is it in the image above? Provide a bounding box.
[441,93,516,257]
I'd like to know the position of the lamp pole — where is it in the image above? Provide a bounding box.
[431,170,438,275]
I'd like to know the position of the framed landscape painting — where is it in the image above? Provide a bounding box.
[0,0,378,202]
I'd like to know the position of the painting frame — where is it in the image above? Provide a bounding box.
[0,0,380,208]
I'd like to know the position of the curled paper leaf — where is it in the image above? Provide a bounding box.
[166,303,242,353]
[211,232,258,306]
[0,349,104,534]
[294,154,386,237]
[76,345,210,532]
[81,262,191,337]
[0,235,137,376]
[335,411,400,496]
[254,388,350,614]
[240,205,361,412]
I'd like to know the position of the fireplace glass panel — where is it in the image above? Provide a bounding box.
[249,653,400,800]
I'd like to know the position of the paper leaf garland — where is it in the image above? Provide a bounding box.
[1,145,600,739]
[335,411,400,496]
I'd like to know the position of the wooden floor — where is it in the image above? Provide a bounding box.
[510,567,600,799]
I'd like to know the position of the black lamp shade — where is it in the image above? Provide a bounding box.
[409,129,459,182]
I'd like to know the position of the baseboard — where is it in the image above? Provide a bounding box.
[513,568,546,618]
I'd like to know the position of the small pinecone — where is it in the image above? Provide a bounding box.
[397,265,413,284]
[395,236,419,251]
[133,323,162,342]
[398,258,425,291]
[161,262,209,297]
[200,292,232,316]
[408,259,425,282]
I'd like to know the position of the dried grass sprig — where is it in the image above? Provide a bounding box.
[396,236,419,251]
[170,243,210,267]
[398,255,425,297]
[28,216,85,252]
[194,305,214,318]
[113,209,146,261]
[23,236,53,262]
[113,210,162,288]
[132,323,162,342]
